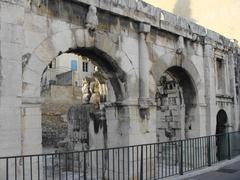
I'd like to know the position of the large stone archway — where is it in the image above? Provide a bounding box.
[21,29,131,154]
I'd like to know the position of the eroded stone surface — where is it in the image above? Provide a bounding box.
[0,0,239,170]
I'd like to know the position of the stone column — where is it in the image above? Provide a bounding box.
[229,50,238,131]
[237,48,240,130]
[21,97,42,155]
[138,22,151,110]
[203,39,216,135]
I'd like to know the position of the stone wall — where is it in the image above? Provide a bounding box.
[41,85,81,148]
[0,0,239,161]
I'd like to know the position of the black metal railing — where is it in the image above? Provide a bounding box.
[1,131,240,180]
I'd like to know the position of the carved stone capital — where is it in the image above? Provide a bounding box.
[139,22,151,34]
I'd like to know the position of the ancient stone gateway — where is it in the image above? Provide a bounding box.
[0,0,240,162]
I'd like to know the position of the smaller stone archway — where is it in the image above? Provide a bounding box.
[155,66,197,142]
[216,109,229,161]
[216,110,228,135]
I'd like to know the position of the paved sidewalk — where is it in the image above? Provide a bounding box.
[188,161,240,180]
[163,156,240,180]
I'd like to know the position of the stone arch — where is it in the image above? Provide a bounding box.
[152,52,203,105]
[216,109,229,161]
[22,29,127,101]
[21,28,131,153]
[155,65,198,141]
[216,109,228,134]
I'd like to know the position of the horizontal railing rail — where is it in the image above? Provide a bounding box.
[0,131,240,180]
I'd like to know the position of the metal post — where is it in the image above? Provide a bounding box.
[140,146,143,180]
[179,140,183,175]
[207,136,212,166]
[227,132,231,160]
[84,152,87,180]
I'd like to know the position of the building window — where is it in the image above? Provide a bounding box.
[71,60,78,71]
[82,62,88,72]
[49,59,56,69]
[48,62,53,69]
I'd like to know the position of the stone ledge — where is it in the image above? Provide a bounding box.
[72,0,236,48]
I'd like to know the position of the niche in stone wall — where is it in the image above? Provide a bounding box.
[216,57,226,94]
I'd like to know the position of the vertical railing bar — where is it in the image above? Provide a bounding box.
[207,136,211,166]
[150,144,152,179]
[15,157,17,180]
[117,149,119,180]
[30,156,33,180]
[184,140,186,172]
[153,144,156,178]
[6,158,9,180]
[128,147,129,180]
[137,146,139,180]
[200,137,202,167]
[195,138,199,168]
[22,157,25,180]
[45,155,47,180]
[96,150,99,180]
[123,148,125,180]
[171,142,173,175]
[162,143,164,178]
[52,154,54,180]
[215,136,217,163]
[193,138,196,169]
[146,145,148,179]
[102,150,104,180]
[196,138,198,168]
[198,138,201,167]
[78,152,80,180]
[187,139,189,171]
[38,156,40,180]
[59,153,61,180]
[180,140,183,175]
[157,144,160,178]
[132,147,134,179]
[168,142,170,176]
[84,151,86,180]
[91,151,93,180]
[204,137,206,166]
[72,153,74,180]
[191,139,193,170]
[108,149,110,180]
[113,149,115,180]
[200,138,202,167]
[193,139,195,169]
[65,153,68,180]
[140,145,143,180]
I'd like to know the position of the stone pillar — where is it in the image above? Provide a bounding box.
[229,50,238,131]
[21,97,42,155]
[238,48,240,130]
[203,39,216,135]
[138,22,151,109]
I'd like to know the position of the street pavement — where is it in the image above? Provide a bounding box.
[188,161,240,180]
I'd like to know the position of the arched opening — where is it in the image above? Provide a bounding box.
[216,109,228,161]
[40,47,126,153]
[216,110,228,134]
[156,66,197,142]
